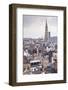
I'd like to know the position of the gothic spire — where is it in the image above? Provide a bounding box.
[44,20,48,42]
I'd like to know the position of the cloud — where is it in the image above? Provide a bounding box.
[23,15,58,38]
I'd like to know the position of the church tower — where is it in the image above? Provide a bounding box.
[44,20,48,42]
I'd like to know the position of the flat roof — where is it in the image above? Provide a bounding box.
[30,60,41,63]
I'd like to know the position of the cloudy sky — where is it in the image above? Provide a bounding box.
[23,15,58,39]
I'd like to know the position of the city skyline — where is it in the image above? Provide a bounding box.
[23,15,58,39]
